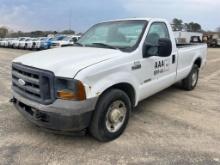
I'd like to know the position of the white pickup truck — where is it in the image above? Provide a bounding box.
[11,18,207,141]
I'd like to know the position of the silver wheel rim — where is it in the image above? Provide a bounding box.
[192,71,198,87]
[105,100,127,133]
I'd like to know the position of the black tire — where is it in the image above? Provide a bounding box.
[181,64,199,91]
[89,89,131,142]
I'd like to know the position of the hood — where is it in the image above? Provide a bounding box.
[13,47,121,78]
[35,40,42,43]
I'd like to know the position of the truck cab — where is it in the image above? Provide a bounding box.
[11,18,207,141]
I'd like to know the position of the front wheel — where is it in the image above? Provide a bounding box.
[89,89,131,142]
[181,64,199,90]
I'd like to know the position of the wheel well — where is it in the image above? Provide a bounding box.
[194,58,202,68]
[101,83,136,107]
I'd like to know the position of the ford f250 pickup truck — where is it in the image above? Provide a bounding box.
[11,18,207,141]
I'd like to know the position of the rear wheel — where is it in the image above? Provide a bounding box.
[89,89,131,142]
[181,64,199,90]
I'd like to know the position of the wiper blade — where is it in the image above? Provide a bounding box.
[91,43,119,50]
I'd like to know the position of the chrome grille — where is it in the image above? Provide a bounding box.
[12,63,55,105]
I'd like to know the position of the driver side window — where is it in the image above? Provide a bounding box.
[144,22,170,56]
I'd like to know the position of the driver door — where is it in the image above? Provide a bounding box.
[138,22,177,100]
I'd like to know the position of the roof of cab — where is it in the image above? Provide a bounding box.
[99,17,168,23]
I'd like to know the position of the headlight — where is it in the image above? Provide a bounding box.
[55,78,86,101]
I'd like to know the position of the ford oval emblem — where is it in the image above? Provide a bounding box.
[18,79,26,86]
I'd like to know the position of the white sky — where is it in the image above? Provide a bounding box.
[0,0,219,32]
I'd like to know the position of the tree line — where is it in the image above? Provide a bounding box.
[0,28,78,38]
[172,18,203,32]
[0,27,8,38]
[0,18,219,38]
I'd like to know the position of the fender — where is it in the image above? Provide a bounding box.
[84,71,140,106]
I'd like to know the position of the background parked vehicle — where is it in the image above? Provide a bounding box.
[0,35,81,50]
[50,35,67,48]
[203,33,220,47]
[4,38,10,47]
[12,37,28,48]
[0,38,9,47]
[0,38,4,47]
[174,31,203,44]
[33,37,53,50]
[12,38,20,48]
[26,38,37,50]
[50,35,81,48]
[8,38,17,48]
[190,36,202,43]
[18,38,31,49]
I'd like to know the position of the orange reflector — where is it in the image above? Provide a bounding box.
[57,90,76,100]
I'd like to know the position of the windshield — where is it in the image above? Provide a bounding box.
[40,38,50,41]
[51,36,66,41]
[62,37,71,41]
[77,20,147,51]
[40,38,47,41]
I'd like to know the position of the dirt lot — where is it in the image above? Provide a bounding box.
[0,48,220,165]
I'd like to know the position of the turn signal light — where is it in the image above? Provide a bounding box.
[57,81,86,101]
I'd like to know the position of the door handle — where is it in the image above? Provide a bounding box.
[172,55,176,64]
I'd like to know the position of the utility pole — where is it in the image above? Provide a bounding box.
[69,9,72,31]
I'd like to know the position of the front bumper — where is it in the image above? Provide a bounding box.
[51,45,60,48]
[12,91,98,132]
[34,45,41,49]
[27,44,33,49]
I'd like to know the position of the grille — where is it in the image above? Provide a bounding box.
[12,63,55,105]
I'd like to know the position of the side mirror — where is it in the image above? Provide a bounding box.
[158,38,172,57]
[143,38,172,58]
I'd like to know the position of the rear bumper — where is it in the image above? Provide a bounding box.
[12,92,98,132]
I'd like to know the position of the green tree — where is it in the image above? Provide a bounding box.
[183,23,190,31]
[172,18,183,31]
[217,27,220,37]
[30,31,46,37]
[61,30,75,35]
[0,27,8,38]
[188,22,201,32]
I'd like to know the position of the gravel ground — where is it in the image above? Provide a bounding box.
[0,48,220,165]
